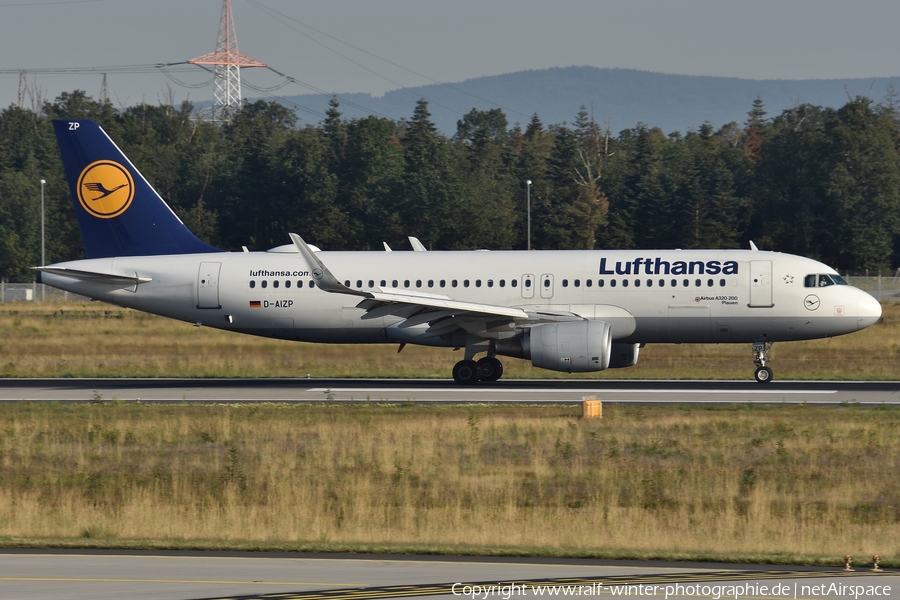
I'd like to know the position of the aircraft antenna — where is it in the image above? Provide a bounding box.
[188,0,266,123]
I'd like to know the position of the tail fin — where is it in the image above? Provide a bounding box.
[53,119,221,258]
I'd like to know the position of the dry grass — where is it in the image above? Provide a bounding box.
[0,403,898,564]
[0,302,897,379]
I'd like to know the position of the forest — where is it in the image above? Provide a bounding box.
[1,91,899,281]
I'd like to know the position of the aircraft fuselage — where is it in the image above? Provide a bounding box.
[40,248,880,350]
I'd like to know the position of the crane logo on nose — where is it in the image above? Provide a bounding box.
[77,160,134,219]
[804,294,820,311]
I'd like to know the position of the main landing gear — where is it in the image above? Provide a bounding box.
[752,341,774,383]
[452,356,504,385]
[452,341,504,385]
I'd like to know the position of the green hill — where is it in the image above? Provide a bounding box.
[273,66,900,134]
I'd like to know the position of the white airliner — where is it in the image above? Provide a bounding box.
[38,120,883,384]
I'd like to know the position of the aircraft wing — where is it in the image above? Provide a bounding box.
[290,234,536,336]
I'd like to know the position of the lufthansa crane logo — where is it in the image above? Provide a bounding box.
[804,294,821,311]
[76,160,134,219]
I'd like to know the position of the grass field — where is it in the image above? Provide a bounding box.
[1,302,898,564]
[1,402,898,566]
[0,302,897,379]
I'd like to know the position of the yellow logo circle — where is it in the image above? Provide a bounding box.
[76,160,135,219]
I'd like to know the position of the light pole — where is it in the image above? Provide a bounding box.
[40,178,45,301]
[526,180,532,250]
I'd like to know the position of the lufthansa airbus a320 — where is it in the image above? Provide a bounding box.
[38,120,883,384]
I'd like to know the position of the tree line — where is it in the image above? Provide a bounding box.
[1,91,899,281]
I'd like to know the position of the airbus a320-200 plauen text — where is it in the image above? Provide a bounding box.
[38,120,882,384]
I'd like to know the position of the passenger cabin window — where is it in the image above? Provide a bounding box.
[249,281,256,289]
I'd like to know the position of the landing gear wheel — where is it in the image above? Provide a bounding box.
[477,356,503,382]
[754,366,774,383]
[453,359,480,385]
[752,341,774,384]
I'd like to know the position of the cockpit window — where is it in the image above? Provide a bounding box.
[805,274,847,288]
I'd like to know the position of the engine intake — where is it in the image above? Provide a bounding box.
[526,320,612,372]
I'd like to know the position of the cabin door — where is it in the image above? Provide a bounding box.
[749,260,773,308]
[197,262,221,309]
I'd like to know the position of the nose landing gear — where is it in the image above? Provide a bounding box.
[753,341,773,383]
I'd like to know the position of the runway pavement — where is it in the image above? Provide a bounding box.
[1,550,897,600]
[0,378,898,404]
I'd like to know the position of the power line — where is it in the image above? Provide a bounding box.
[246,0,530,120]
[244,0,464,119]
[0,63,198,75]
[0,0,110,7]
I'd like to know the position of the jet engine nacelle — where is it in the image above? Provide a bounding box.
[608,343,640,369]
[525,320,612,372]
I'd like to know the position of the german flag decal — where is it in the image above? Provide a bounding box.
[249,301,261,308]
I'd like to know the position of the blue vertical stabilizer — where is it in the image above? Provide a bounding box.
[53,119,222,258]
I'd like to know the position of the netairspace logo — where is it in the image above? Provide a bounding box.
[450,581,893,599]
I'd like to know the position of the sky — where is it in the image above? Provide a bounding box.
[2,0,900,112]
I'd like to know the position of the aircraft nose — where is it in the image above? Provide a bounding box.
[857,291,882,330]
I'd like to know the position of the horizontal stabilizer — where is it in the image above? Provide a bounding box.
[35,266,152,285]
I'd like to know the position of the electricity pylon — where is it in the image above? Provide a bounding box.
[188,0,265,123]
